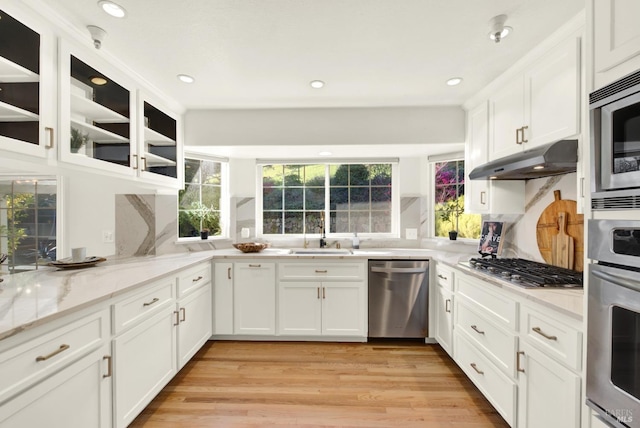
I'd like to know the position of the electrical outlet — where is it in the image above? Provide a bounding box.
[102,230,114,243]
[406,228,418,240]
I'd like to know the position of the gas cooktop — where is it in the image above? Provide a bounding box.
[464,257,583,288]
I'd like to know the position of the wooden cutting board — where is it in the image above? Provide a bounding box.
[536,190,584,272]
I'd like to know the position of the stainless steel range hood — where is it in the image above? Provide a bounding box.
[469,139,578,180]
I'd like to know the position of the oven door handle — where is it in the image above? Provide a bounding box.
[593,269,640,293]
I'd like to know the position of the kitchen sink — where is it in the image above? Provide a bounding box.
[289,248,353,255]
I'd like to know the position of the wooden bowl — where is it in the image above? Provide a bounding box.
[233,243,269,253]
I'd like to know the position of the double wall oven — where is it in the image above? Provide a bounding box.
[588,70,640,428]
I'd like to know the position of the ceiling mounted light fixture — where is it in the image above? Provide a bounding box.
[90,76,108,85]
[488,14,512,43]
[177,74,195,84]
[446,77,463,86]
[310,80,325,89]
[87,25,107,49]
[98,1,126,18]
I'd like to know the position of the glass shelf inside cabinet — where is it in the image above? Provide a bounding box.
[142,101,177,178]
[0,8,40,145]
[69,56,130,166]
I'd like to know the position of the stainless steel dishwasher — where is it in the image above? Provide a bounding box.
[368,260,429,338]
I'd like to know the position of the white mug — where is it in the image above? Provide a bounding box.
[71,247,86,262]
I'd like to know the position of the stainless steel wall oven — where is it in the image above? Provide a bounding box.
[590,69,640,210]
[587,219,640,428]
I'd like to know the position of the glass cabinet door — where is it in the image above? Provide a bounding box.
[0,6,53,157]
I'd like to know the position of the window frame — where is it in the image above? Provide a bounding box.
[256,161,400,239]
[177,153,229,241]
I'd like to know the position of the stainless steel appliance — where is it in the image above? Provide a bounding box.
[465,257,583,288]
[587,219,640,428]
[368,260,429,338]
[590,69,640,209]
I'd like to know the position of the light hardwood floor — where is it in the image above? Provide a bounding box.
[131,340,509,427]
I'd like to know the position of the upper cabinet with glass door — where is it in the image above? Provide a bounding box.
[59,39,136,178]
[0,4,55,158]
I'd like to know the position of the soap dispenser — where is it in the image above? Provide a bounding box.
[352,232,360,249]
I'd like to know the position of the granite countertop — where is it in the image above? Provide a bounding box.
[0,247,582,343]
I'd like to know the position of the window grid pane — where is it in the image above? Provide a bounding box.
[179,158,224,238]
[434,160,481,239]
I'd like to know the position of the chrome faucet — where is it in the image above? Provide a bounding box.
[319,212,327,248]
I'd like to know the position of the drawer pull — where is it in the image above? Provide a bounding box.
[103,355,113,378]
[36,344,70,362]
[445,299,451,313]
[249,264,261,268]
[532,326,557,341]
[437,274,448,280]
[516,351,525,373]
[180,307,186,322]
[470,363,484,375]
[143,297,160,307]
[471,325,485,335]
[227,267,231,280]
[192,275,203,282]
[315,269,328,273]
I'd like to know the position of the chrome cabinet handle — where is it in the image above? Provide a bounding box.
[45,126,54,149]
[322,287,326,299]
[315,269,328,273]
[173,310,180,326]
[227,267,231,279]
[103,355,113,378]
[317,287,320,299]
[192,275,203,282]
[143,297,159,307]
[132,154,138,170]
[141,156,147,171]
[480,191,486,205]
[516,127,522,144]
[437,274,447,280]
[180,307,186,322]
[532,326,557,341]
[470,363,484,375]
[521,125,529,143]
[248,264,261,268]
[471,325,485,335]
[516,351,525,373]
[445,299,451,313]
[36,344,70,362]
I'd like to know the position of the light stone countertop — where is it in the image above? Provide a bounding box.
[0,247,583,342]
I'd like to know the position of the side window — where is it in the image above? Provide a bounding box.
[178,157,226,238]
[434,160,481,239]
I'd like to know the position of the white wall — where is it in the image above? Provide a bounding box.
[185,106,465,147]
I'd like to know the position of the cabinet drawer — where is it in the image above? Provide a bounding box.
[279,262,365,281]
[177,262,211,298]
[456,300,517,376]
[454,332,516,426]
[520,305,582,371]
[456,273,518,330]
[113,279,175,334]
[0,308,109,404]
[435,264,454,291]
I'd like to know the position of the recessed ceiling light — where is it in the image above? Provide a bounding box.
[177,74,195,84]
[533,165,545,170]
[319,151,332,156]
[310,80,325,89]
[446,77,463,86]
[98,1,126,18]
[90,76,108,85]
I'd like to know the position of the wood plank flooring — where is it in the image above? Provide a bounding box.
[130,340,509,427]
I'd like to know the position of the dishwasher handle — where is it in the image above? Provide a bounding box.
[370,266,427,274]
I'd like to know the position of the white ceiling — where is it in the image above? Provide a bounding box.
[29,0,585,159]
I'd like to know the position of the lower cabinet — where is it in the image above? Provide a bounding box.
[233,262,276,335]
[434,284,453,356]
[516,341,581,428]
[278,281,365,336]
[176,284,212,370]
[113,305,177,428]
[213,262,234,334]
[0,342,112,428]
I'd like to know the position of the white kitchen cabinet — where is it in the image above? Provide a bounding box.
[0,1,56,158]
[233,262,276,335]
[433,263,454,356]
[516,341,581,428]
[488,34,581,160]
[213,262,234,335]
[278,261,367,338]
[466,101,525,214]
[113,304,177,428]
[0,342,112,428]
[591,0,640,89]
[176,283,212,369]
